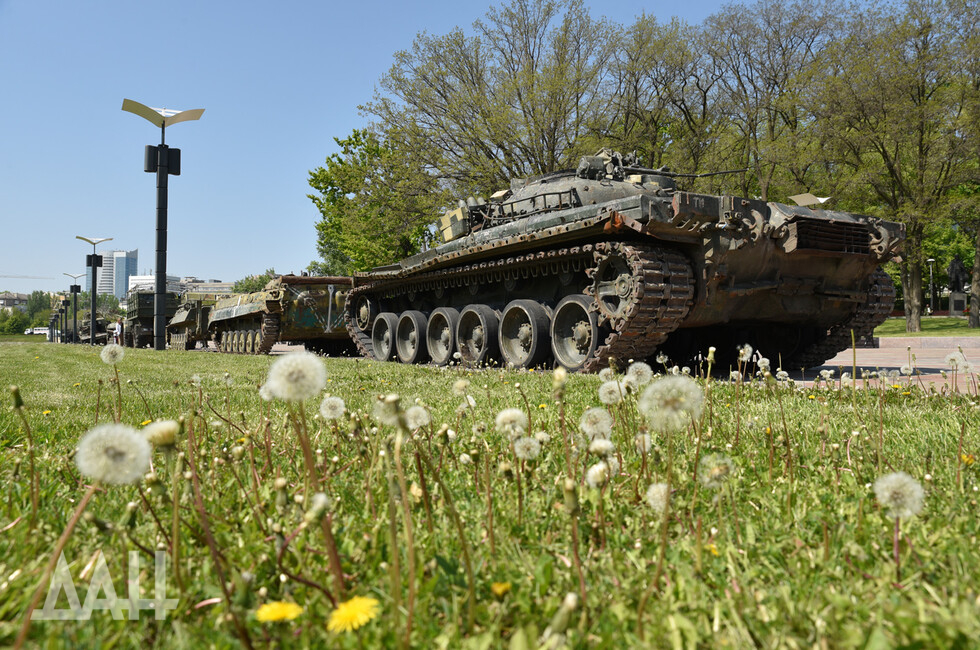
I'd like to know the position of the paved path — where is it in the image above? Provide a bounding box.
[805,336,980,392]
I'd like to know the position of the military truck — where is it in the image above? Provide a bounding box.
[124,289,180,348]
[345,149,904,372]
[77,316,110,346]
[167,275,354,355]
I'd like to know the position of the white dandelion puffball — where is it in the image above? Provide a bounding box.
[513,436,541,461]
[459,453,473,465]
[698,453,736,489]
[319,395,346,421]
[579,407,613,440]
[645,483,669,515]
[737,344,753,363]
[265,351,327,401]
[76,423,151,484]
[143,420,179,447]
[373,394,401,426]
[100,343,125,365]
[635,433,652,454]
[534,430,551,444]
[586,461,610,489]
[452,379,471,395]
[495,408,528,438]
[627,361,653,386]
[598,367,616,382]
[588,438,615,457]
[405,405,431,430]
[598,380,624,405]
[873,472,924,519]
[637,375,704,433]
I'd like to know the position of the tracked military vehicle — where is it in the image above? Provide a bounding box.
[197,275,354,355]
[124,289,180,348]
[345,149,904,372]
[167,294,219,350]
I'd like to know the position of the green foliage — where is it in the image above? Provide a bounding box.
[2,343,980,647]
[25,291,52,320]
[308,130,447,274]
[0,310,29,334]
[233,268,277,293]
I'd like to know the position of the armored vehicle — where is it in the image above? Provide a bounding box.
[78,316,109,346]
[167,294,219,350]
[345,149,904,372]
[124,289,180,348]
[201,275,354,355]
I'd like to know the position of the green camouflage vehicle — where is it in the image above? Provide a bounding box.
[200,275,354,355]
[167,293,220,350]
[346,149,904,372]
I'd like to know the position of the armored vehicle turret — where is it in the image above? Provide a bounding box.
[345,149,904,372]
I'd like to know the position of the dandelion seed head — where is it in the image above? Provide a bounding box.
[730,370,742,382]
[319,395,346,421]
[627,362,653,386]
[534,430,551,444]
[776,370,789,382]
[585,461,609,489]
[405,405,431,430]
[738,344,753,362]
[635,433,651,453]
[76,423,151,484]
[873,471,924,519]
[588,438,615,457]
[579,407,613,440]
[100,344,124,365]
[646,483,669,515]
[655,352,668,364]
[190,374,201,387]
[757,357,770,371]
[452,379,470,395]
[304,492,331,522]
[637,375,704,432]
[373,394,402,426]
[598,380,623,405]
[598,367,616,382]
[513,436,541,461]
[698,453,735,489]
[265,351,327,402]
[495,408,528,438]
[459,453,472,465]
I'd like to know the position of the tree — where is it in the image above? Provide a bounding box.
[364,0,613,197]
[233,269,278,293]
[308,130,447,274]
[25,291,51,320]
[813,0,976,331]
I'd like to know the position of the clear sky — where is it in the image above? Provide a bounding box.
[0,0,721,296]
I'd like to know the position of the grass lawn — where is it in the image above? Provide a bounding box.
[1,342,978,647]
[875,316,980,337]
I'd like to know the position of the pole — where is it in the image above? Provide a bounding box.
[90,248,98,345]
[154,124,169,351]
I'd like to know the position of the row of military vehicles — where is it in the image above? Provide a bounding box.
[154,149,905,371]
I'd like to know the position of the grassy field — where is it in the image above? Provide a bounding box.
[1,341,978,648]
[874,316,980,337]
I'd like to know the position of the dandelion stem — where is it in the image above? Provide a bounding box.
[11,394,39,530]
[113,365,122,423]
[893,516,902,583]
[392,431,417,648]
[14,482,99,649]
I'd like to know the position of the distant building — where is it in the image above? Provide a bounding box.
[181,277,233,295]
[0,292,29,313]
[127,274,181,293]
[87,249,138,299]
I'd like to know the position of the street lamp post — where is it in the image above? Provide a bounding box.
[927,258,936,315]
[64,272,85,343]
[61,299,69,343]
[122,99,204,350]
[76,236,112,345]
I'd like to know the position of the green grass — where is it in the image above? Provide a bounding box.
[1,342,979,648]
[874,316,980,337]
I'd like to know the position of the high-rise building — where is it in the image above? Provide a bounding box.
[86,249,138,299]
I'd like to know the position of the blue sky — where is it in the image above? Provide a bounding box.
[0,0,721,296]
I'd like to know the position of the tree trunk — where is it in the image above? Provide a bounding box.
[902,261,923,332]
[971,233,980,328]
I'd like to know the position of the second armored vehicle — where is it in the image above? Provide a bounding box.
[167,275,354,355]
[345,149,904,372]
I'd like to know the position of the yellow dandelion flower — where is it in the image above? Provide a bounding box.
[328,596,381,633]
[43,410,51,415]
[706,543,720,557]
[902,391,911,396]
[140,419,152,426]
[73,383,81,387]
[962,454,976,467]
[538,403,547,409]
[491,582,512,598]
[255,601,303,622]
[807,395,815,400]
